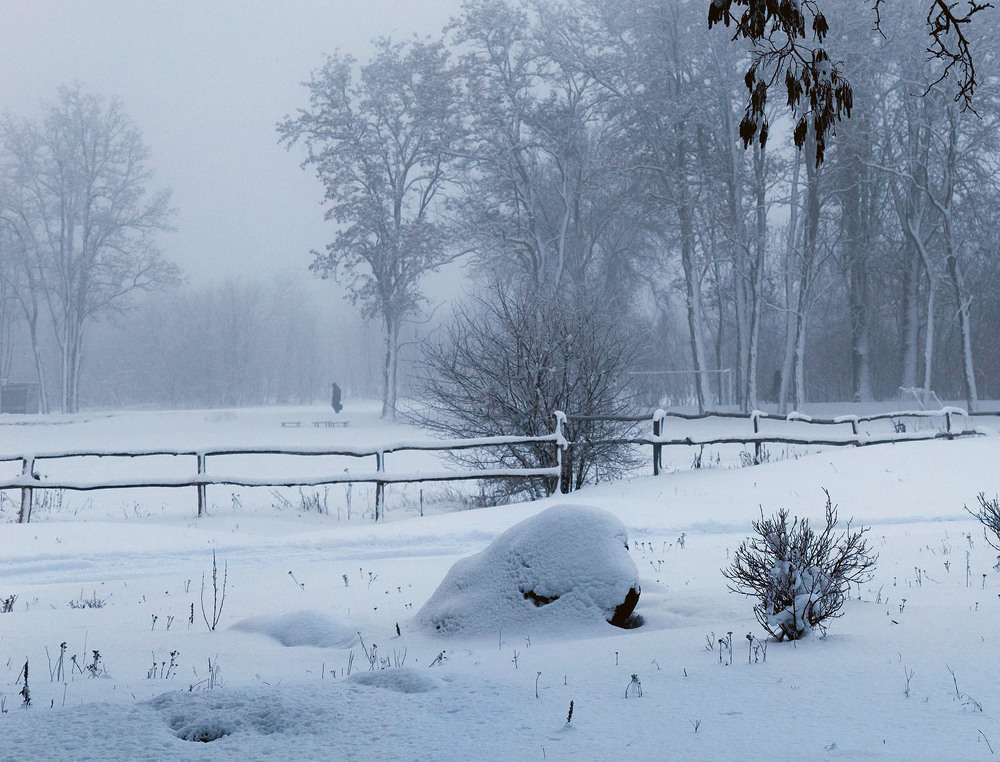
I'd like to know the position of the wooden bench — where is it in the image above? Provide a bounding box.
[313,420,349,428]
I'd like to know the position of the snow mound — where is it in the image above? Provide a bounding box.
[417,504,640,636]
[230,610,356,648]
[346,668,445,693]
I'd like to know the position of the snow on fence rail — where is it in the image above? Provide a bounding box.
[562,406,975,482]
[0,425,568,524]
[1,408,978,521]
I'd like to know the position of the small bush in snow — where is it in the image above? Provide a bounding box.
[723,490,876,641]
[68,590,106,609]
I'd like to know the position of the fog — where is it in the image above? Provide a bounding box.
[0,0,461,281]
[0,1,462,406]
[1,1,996,417]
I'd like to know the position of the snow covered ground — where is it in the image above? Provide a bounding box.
[3,403,1000,760]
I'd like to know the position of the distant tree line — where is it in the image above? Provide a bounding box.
[283,0,1000,424]
[3,0,998,428]
[80,274,386,409]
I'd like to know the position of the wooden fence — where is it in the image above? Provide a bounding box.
[2,416,568,523]
[1,407,981,521]
[562,406,976,486]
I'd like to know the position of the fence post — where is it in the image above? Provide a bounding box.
[552,411,568,494]
[196,452,207,517]
[945,410,953,439]
[18,455,35,523]
[652,409,665,476]
[374,451,384,521]
[751,410,762,464]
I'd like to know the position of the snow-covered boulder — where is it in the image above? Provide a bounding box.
[417,504,641,636]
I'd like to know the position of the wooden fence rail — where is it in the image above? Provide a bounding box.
[563,406,975,483]
[2,407,980,521]
[2,417,569,523]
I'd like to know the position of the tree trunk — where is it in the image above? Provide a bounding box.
[60,314,83,414]
[678,202,708,413]
[778,155,801,413]
[792,138,821,411]
[947,255,977,412]
[25,312,49,414]
[849,259,873,403]
[922,280,935,401]
[778,269,796,413]
[381,314,400,419]
[842,163,873,403]
[680,233,708,413]
[792,301,807,411]
[744,144,767,412]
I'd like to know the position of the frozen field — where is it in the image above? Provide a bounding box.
[3,403,1000,760]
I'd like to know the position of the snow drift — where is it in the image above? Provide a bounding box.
[416,504,640,636]
[230,611,356,649]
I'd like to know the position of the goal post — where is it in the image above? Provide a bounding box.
[629,369,735,409]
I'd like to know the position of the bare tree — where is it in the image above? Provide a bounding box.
[414,281,641,501]
[278,39,462,419]
[1,85,177,412]
[0,178,51,411]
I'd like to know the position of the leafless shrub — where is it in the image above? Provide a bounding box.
[412,281,642,502]
[298,487,328,514]
[200,550,228,631]
[723,490,876,641]
[967,493,1000,550]
[68,590,106,609]
[947,665,983,712]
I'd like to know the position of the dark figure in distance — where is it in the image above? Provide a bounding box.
[331,382,343,413]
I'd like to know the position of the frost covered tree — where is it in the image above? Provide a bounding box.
[1,85,177,413]
[448,0,651,302]
[279,39,462,419]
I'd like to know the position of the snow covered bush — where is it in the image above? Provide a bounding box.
[417,504,641,636]
[723,491,876,641]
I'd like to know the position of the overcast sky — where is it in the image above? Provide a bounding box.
[0,1,462,284]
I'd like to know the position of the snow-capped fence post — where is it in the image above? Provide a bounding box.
[374,451,385,521]
[553,411,568,494]
[196,452,207,517]
[652,409,666,476]
[18,455,35,523]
